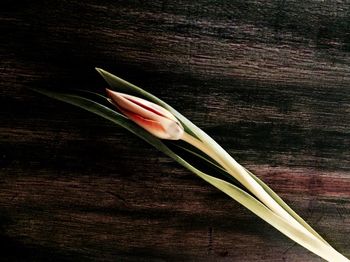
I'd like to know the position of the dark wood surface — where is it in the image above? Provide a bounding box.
[1,1,350,261]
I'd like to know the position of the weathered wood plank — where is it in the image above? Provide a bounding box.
[1,0,349,261]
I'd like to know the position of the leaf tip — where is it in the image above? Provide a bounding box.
[95,67,104,74]
[95,67,112,84]
[28,87,45,95]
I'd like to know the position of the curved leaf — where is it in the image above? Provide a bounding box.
[94,68,329,245]
[32,87,346,261]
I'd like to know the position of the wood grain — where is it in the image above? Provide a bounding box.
[1,0,350,261]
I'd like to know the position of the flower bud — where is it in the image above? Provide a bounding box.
[106,89,184,140]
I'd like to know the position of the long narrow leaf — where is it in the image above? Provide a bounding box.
[33,88,346,261]
[94,68,329,244]
[173,142,329,246]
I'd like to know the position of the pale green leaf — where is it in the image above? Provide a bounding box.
[32,88,347,261]
[95,68,328,245]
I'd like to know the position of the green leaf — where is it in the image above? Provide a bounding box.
[173,142,328,245]
[95,68,329,245]
[31,88,168,153]
[32,88,347,261]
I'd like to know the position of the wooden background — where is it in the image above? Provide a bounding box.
[1,0,350,261]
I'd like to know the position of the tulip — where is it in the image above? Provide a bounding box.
[106,88,344,261]
[32,68,350,261]
[106,89,184,140]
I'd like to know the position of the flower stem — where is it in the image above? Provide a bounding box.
[181,132,311,234]
[181,132,349,261]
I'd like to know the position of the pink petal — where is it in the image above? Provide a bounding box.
[121,93,178,122]
[106,89,163,122]
[106,89,184,140]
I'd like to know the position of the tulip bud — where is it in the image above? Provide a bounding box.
[106,89,184,140]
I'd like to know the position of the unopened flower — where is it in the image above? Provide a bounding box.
[106,89,184,140]
[33,69,350,262]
